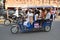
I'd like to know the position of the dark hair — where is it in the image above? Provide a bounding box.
[42,9,45,12]
[25,10,28,14]
[47,9,50,12]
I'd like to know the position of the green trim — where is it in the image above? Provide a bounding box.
[0,0,2,2]
[0,0,2,1]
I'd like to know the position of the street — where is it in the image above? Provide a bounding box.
[0,17,60,40]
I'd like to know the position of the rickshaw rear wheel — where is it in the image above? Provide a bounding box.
[10,25,19,34]
[4,19,11,25]
[44,26,51,32]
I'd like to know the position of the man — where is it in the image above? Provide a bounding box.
[50,8,56,21]
[45,10,51,20]
[13,8,19,17]
[23,9,34,27]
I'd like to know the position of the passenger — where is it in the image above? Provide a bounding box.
[36,9,46,26]
[34,14,38,21]
[23,9,34,27]
[34,9,40,15]
[41,9,46,19]
[50,8,55,21]
[36,10,42,20]
[39,10,42,16]
[34,9,40,21]
[45,9,51,21]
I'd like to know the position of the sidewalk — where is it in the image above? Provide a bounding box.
[0,16,5,24]
[0,19,4,24]
[55,16,60,21]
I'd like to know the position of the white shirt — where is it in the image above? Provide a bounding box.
[35,14,38,21]
[24,12,33,26]
[45,12,51,19]
[26,12,33,21]
[13,10,19,17]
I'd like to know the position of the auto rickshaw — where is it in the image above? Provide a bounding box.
[10,6,53,34]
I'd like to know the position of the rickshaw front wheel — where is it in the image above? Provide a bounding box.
[44,26,51,32]
[10,25,19,34]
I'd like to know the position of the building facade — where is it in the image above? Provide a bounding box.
[5,0,60,9]
[0,0,4,8]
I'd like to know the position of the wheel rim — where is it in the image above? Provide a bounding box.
[45,26,50,31]
[11,27,18,33]
[5,20,10,25]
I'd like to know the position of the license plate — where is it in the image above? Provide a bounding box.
[34,23,39,28]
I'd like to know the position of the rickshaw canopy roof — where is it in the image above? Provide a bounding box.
[21,6,54,9]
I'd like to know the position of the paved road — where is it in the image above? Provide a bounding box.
[0,17,60,40]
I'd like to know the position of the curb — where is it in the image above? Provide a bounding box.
[55,16,60,21]
[0,19,4,24]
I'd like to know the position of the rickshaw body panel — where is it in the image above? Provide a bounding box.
[18,19,52,32]
[42,20,52,28]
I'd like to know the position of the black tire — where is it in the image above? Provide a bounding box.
[44,26,51,32]
[10,25,19,34]
[4,19,11,25]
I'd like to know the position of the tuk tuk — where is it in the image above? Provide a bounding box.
[10,6,53,34]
